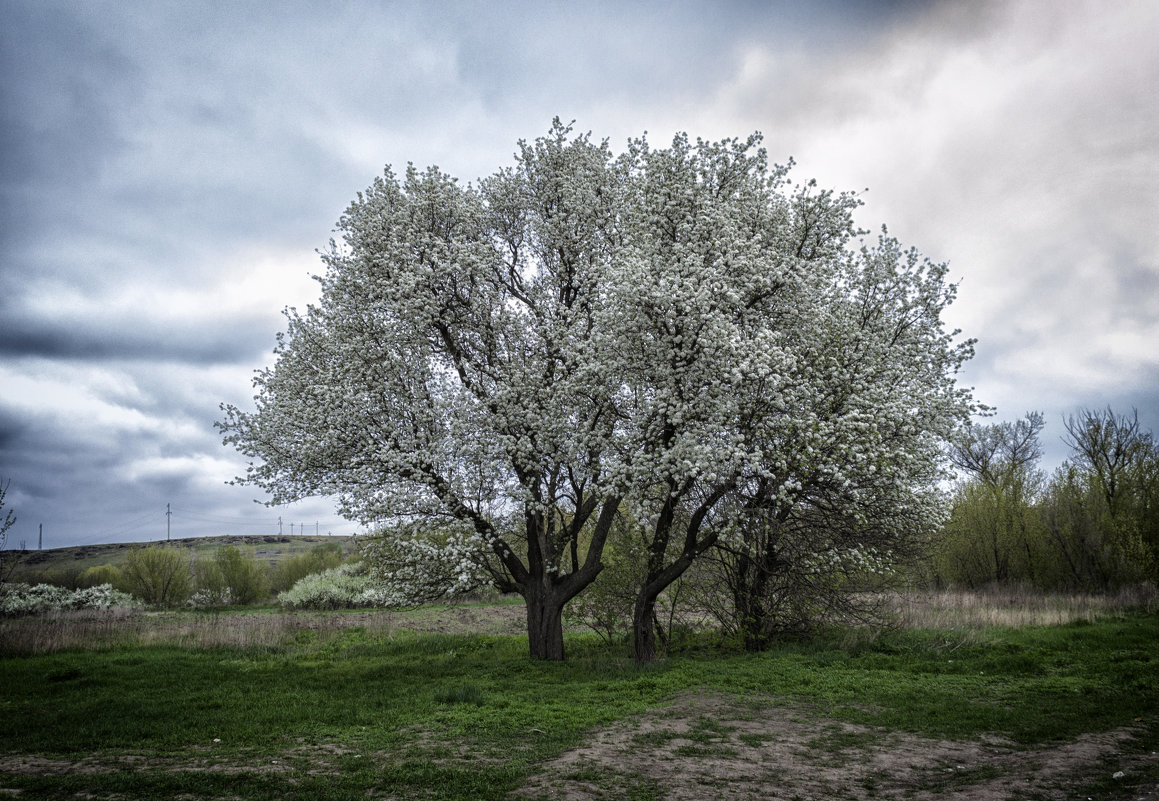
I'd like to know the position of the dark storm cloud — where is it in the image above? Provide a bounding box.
[1,2,361,293]
[0,309,274,364]
[0,3,136,189]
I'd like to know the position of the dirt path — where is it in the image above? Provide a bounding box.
[518,691,1159,801]
[3,691,1156,800]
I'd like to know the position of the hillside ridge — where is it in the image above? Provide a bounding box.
[6,534,360,577]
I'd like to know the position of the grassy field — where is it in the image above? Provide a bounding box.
[1,594,1157,800]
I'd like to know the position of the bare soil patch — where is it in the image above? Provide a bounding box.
[3,692,1156,800]
[518,692,1159,801]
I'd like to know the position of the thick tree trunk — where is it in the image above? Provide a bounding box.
[631,595,658,665]
[735,551,773,652]
[519,495,621,661]
[524,586,567,661]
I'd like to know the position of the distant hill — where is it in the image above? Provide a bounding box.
[6,534,361,581]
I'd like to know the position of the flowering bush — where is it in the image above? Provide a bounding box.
[0,583,140,617]
[187,587,235,607]
[270,542,345,593]
[277,563,393,610]
[360,522,490,606]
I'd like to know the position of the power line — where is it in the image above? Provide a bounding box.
[62,509,164,547]
[38,505,364,549]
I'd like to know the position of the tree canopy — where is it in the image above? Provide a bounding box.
[220,121,976,661]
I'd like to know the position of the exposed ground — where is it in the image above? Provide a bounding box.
[518,692,1159,801]
[2,690,1154,800]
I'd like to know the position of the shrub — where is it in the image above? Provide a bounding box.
[215,546,269,604]
[270,542,346,593]
[193,545,269,606]
[120,545,193,607]
[277,563,391,610]
[80,564,125,590]
[563,538,642,645]
[0,583,140,617]
[563,516,698,651]
[192,555,231,606]
[17,567,86,590]
[686,511,906,651]
[187,586,234,607]
[68,584,140,611]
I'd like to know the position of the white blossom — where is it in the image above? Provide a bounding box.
[220,121,975,659]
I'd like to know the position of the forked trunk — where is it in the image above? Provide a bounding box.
[525,587,567,661]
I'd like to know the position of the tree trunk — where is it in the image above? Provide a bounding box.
[524,586,567,661]
[734,552,772,652]
[632,594,657,665]
[629,486,731,664]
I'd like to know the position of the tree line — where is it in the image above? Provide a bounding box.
[3,403,1154,648]
[932,408,1158,591]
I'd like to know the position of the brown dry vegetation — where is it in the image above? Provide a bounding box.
[887,584,1159,629]
[0,602,529,656]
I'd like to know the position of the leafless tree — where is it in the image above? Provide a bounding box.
[0,477,21,584]
[951,412,1045,486]
[1062,408,1152,515]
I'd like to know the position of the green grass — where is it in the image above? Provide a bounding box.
[1,611,1157,799]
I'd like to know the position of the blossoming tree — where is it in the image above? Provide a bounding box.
[220,121,975,661]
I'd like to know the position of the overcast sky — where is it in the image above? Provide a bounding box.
[2,0,1157,550]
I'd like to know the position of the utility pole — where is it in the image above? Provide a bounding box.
[316,521,319,536]
[278,516,283,535]
[38,523,42,550]
[166,503,172,541]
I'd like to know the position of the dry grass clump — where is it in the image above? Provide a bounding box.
[890,584,1159,630]
[0,607,142,655]
[3,585,1156,657]
[0,609,397,656]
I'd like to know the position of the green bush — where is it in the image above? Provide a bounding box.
[930,409,1159,592]
[192,555,231,606]
[270,542,345,593]
[192,546,271,606]
[80,564,125,590]
[120,545,192,607]
[563,514,697,650]
[931,477,1050,588]
[216,546,268,605]
[563,538,642,645]
[17,567,86,590]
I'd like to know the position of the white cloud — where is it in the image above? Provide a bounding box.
[0,362,156,438]
[692,0,1159,421]
[123,453,237,486]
